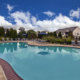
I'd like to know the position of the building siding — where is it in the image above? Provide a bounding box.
[73,28,80,38]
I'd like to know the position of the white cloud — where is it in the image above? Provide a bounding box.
[11,11,31,24]
[0,16,12,28]
[10,11,34,30]
[9,11,80,31]
[69,8,80,19]
[31,16,37,25]
[7,4,14,11]
[36,14,80,31]
[0,8,80,32]
[43,11,55,17]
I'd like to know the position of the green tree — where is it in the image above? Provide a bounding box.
[48,32,53,36]
[6,29,10,37]
[53,32,57,38]
[0,27,5,37]
[58,32,62,38]
[9,28,17,38]
[27,30,37,39]
[13,29,17,38]
[68,31,73,38]
[18,27,26,38]
[19,27,25,32]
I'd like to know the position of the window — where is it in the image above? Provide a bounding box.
[77,33,79,35]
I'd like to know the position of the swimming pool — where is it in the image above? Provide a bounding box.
[0,42,80,80]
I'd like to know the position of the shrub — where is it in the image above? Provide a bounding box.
[43,36,72,44]
[66,37,72,44]
[53,32,57,38]
[58,32,62,38]
[0,37,2,41]
[27,30,37,39]
[43,36,54,43]
[75,39,78,44]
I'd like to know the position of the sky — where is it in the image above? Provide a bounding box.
[0,0,80,32]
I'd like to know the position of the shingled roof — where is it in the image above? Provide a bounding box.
[56,27,77,33]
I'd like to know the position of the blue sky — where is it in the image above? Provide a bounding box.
[0,0,80,31]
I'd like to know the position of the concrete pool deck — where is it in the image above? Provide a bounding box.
[26,40,80,49]
[0,65,6,80]
[0,58,22,80]
[0,40,80,49]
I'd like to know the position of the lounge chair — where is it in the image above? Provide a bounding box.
[6,38,9,41]
[11,38,13,41]
[1,38,5,41]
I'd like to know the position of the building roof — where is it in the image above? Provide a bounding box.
[56,27,77,33]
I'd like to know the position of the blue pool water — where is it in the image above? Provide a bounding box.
[0,42,80,80]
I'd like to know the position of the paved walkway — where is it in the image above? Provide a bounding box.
[0,66,6,80]
[0,58,22,80]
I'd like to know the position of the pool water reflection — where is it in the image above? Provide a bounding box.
[0,42,80,80]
